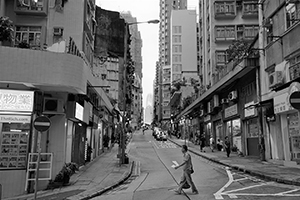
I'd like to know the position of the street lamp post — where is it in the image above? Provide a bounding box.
[120,19,159,165]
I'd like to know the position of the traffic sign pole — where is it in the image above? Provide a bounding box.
[33,116,51,199]
[34,132,41,200]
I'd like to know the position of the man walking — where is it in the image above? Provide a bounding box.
[174,145,198,195]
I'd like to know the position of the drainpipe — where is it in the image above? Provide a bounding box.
[257,0,266,161]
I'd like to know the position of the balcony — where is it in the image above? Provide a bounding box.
[0,46,90,94]
[14,0,47,16]
[242,2,259,18]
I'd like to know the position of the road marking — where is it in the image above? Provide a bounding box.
[214,168,300,199]
[214,168,234,199]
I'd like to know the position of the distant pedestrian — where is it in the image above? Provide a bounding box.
[174,145,198,195]
[200,134,205,152]
[224,136,231,157]
[210,137,214,152]
[217,139,223,151]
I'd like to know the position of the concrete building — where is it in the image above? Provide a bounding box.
[259,0,300,167]
[0,0,117,198]
[154,0,187,126]
[174,0,260,157]
[121,12,143,130]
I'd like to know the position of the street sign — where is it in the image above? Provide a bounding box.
[289,91,300,110]
[33,116,51,132]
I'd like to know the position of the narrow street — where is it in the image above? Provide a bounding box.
[91,130,300,200]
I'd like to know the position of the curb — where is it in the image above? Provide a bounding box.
[79,160,135,200]
[168,138,300,187]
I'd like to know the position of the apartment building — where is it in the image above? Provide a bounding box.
[121,13,143,129]
[0,0,116,198]
[260,0,300,167]
[154,0,187,125]
[174,0,260,157]
[162,65,171,122]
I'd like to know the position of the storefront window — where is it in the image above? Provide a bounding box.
[288,112,300,161]
[226,119,241,151]
[0,122,30,169]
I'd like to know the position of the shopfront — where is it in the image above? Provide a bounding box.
[0,89,34,197]
[273,82,300,165]
[224,104,241,152]
[244,101,259,156]
[204,115,212,144]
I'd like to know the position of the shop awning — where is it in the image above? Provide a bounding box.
[176,58,258,120]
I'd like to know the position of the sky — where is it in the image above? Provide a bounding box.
[96,0,198,108]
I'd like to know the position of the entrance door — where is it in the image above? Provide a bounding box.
[246,118,259,156]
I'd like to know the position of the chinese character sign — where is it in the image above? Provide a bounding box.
[0,90,34,112]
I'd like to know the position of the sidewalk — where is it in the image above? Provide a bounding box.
[5,143,134,200]
[168,137,300,186]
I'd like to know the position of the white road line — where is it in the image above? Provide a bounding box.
[223,182,269,194]
[277,188,300,195]
[214,168,233,199]
[153,141,159,149]
[233,178,248,182]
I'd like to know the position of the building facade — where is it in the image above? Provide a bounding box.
[154,0,187,126]
[260,0,300,167]
[0,0,119,198]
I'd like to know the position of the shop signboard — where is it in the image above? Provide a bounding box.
[244,101,256,117]
[224,104,238,118]
[0,89,34,112]
[274,92,293,114]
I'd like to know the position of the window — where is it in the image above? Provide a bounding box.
[173,35,181,43]
[0,122,31,169]
[172,54,182,62]
[173,26,182,34]
[289,54,300,80]
[244,25,259,38]
[243,2,258,15]
[173,64,182,72]
[15,26,41,48]
[101,74,107,80]
[173,45,182,53]
[215,26,235,40]
[84,35,93,64]
[215,51,228,65]
[215,1,235,15]
[16,0,44,11]
[286,2,300,29]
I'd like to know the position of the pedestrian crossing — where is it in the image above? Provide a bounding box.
[153,141,178,149]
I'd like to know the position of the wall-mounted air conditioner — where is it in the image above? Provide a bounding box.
[213,95,219,108]
[228,91,238,101]
[221,98,229,104]
[43,98,64,114]
[207,102,212,113]
[269,71,283,88]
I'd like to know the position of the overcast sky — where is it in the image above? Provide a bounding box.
[96,0,198,108]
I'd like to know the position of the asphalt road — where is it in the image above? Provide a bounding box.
[91,130,300,200]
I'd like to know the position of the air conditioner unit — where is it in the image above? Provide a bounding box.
[207,102,212,113]
[53,28,63,36]
[269,71,283,88]
[199,109,204,117]
[43,98,64,113]
[221,98,229,104]
[213,95,219,108]
[228,91,238,101]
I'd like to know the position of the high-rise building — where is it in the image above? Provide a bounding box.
[154,0,187,126]
[199,0,259,88]
[121,12,143,129]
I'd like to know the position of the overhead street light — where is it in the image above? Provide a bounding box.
[119,19,159,165]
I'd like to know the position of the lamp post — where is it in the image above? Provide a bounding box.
[120,19,159,165]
